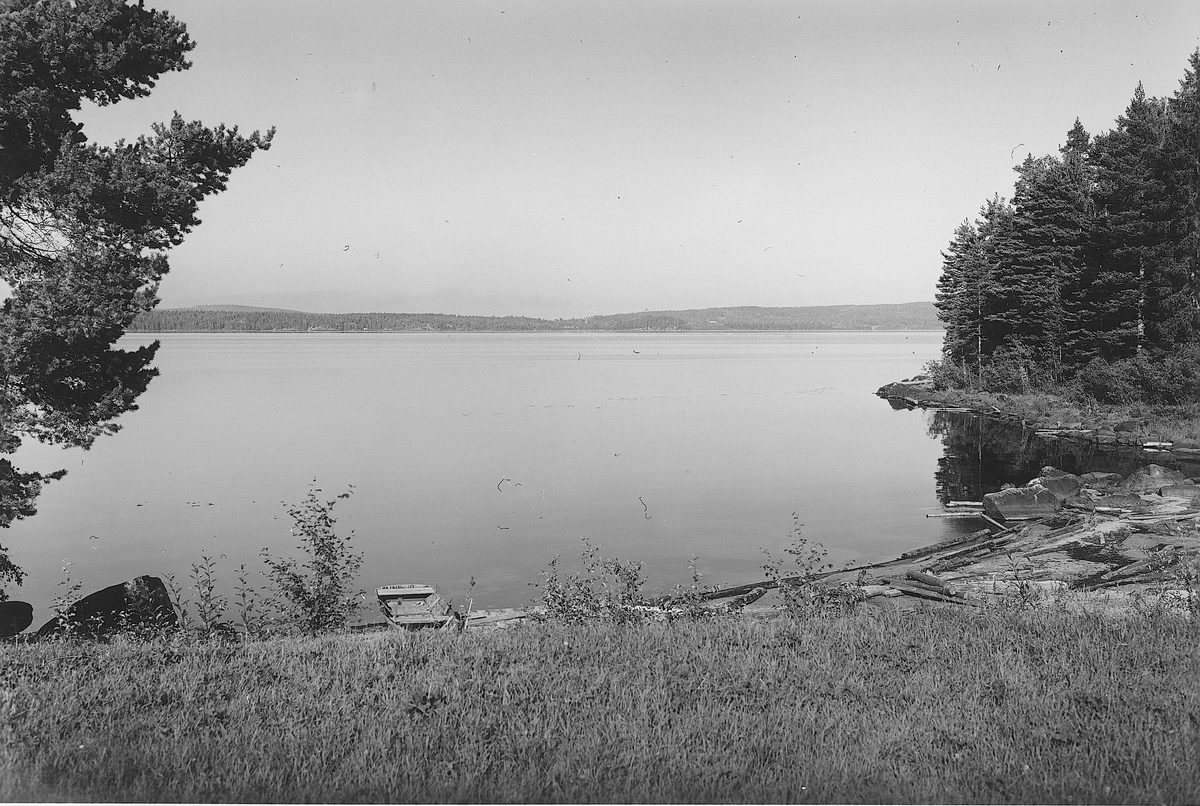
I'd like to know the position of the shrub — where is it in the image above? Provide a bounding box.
[261,484,363,634]
[535,537,647,622]
[189,553,228,632]
[761,512,862,617]
[923,358,971,391]
[975,345,1062,394]
[1076,346,1200,405]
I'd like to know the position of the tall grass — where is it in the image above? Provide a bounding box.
[2,606,1197,803]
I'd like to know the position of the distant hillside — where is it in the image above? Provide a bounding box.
[584,303,941,331]
[129,302,941,333]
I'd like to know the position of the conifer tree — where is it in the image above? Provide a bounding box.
[935,220,979,370]
[0,0,272,594]
[1150,49,1200,352]
[974,195,1016,358]
[1084,83,1168,363]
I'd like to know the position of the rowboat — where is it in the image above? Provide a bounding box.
[376,584,460,629]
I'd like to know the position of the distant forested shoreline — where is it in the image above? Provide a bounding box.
[129,302,941,333]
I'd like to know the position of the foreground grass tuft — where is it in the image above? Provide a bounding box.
[2,608,1198,803]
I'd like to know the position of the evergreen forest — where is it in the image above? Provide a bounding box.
[933,50,1200,405]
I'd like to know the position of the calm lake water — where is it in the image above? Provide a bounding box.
[9,330,982,622]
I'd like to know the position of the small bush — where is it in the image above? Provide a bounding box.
[924,358,972,391]
[189,553,229,632]
[535,537,647,622]
[975,345,1063,394]
[761,513,862,617]
[261,484,363,634]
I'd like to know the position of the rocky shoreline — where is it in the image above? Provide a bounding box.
[876,376,1200,460]
[836,378,1200,614]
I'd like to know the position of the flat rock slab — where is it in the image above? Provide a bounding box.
[1093,493,1154,513]
[1158,484,1200,501]
[983,486,1061,521]
[1081,472,1123,488]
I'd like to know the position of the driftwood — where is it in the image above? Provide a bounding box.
[926,511,986,518]
[725,587,768,611]
[465,607,538,626]
[927,554,985,574]
[899,529,991,560]
[1099,552,1179,582]
[906,570,956,596]
[879,578,981,607]
[981,515,1006,532]
[1126,512,1200,524]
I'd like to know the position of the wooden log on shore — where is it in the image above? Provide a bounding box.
[646,580,775,607]
[1126,511,1200,524]
[1098,552,1178,582]
[927,554,984,574]
[981,515,1006,532]
[926,511,986,518]
[929,537,1010,566]
[466,607,537,626]
[899,529,991,560]
[880,578,981,607]
[946,501,984,509]
[1088,570,1173,590]
[725,587,768,611]
[906,570,956,595]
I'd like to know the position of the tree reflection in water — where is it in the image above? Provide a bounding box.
[927,411,1200,505]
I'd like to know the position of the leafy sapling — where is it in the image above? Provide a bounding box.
[261,484,364,634]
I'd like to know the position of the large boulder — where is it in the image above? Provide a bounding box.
[983,485,1061,521]
[0,601,33,637]
[38,575,177,638]
[1119,464,1188,494]
[1158,484,1200,504]
[1036,467,1082,500]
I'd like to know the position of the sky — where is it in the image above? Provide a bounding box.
[77,0,1200,319]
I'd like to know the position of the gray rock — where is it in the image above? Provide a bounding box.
[38,575,177,637]
[1093,493,1153,513]
[1119,464,1189,494]
[1035,467,1082,500]
[1080,472,1123,488]
[0,601,33,637]
[983,485,1061,521]
[1062,495,1095,511]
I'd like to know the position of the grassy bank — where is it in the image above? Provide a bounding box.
[2,606,1198,803]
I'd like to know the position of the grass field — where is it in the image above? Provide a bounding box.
[2,604,1198,803]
